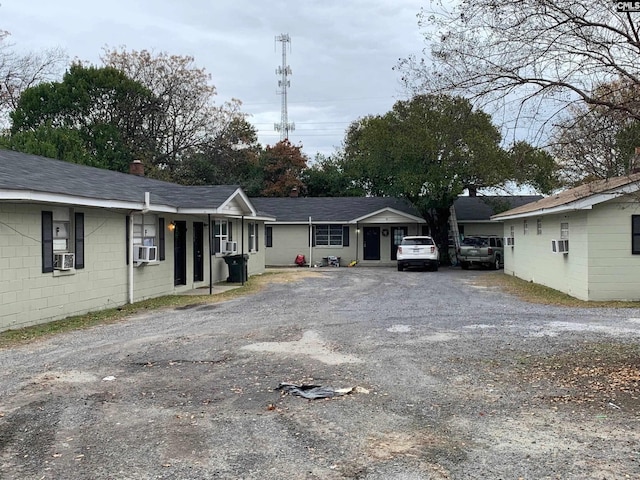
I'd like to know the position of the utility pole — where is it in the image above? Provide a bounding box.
[274,33,294,141]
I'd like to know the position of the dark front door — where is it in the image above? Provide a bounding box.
[391,226,408,260]
[174,221,187,286]
[193,222,204,282]
[363,227,380,261]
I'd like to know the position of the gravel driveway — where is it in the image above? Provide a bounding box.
[1,267,640,479]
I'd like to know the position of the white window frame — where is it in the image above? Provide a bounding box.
[560,222,569,240]
[133,214,157,246]
[315,224,343,246]
[536,219,542,235]
[523,219,528,235]
[248,222,257,252]
[214,220,229,254]
[52,207,71,252]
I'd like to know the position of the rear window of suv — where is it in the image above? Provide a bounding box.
[462,237,488,246]
[401,237,434,246]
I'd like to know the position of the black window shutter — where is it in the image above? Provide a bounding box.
[42,211,54,273]
[633,215,640,254]
[158,217,166,261]
[265,226,273,247]
[212,219,219,253]
[74,212,85,269]
[311,225,316,247]
[343,226,350,247]
[125,216,130,265]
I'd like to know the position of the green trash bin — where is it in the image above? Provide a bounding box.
[223,254,248,283]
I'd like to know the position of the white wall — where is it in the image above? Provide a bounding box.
[0,204,267,331]
[587,199,640,301]
[503,212,589,300]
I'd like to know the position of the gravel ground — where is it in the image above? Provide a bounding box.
[1,267,640,479]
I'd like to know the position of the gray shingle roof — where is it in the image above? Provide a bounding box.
[251,196,423,222]
[252,195,542,223]
[0,149,241,209]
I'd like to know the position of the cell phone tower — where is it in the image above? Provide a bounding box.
[274,33,294,141]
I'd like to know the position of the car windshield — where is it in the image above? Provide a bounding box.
[402,238,434,246]
[462,237,488,246]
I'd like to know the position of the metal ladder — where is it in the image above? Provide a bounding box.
[449,204,461,265]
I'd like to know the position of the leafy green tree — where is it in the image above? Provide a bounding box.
[342,94,554,261]
[10,64,157,172]
[258,140,308,197]
[177,117,262,190]
[102,48,247,178]
[301,153,364,197]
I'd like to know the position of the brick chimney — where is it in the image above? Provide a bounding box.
[290,187,299,198]
[129,160,144,176]
[468,185,477,197]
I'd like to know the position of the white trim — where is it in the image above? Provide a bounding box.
[217,187,257,216]
[350,207,425,224]
[492,184,640,221]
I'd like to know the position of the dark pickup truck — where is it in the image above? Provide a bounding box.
[457,235,504,270]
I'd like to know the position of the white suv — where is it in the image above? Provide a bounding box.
[397,236,439,271]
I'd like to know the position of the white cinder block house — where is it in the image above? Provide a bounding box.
[251,196,427,267]
[0,150,273,332]
[492,173,640,301]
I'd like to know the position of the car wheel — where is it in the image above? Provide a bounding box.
[397,264,403,271]
[432,263,439,272]
[461,261,469,270]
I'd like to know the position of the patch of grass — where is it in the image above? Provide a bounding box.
[0,269,322,349]
[475,272,640,308]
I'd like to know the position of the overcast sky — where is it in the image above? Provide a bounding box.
[1,0,426,160]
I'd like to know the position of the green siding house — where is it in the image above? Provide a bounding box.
[0,150,273,332]
[492,173,640,301]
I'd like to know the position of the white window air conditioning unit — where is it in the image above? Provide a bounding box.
[505,237,515,247]
[551,239,569,254]
[54,252,75,270]
[222,241,238,254]
[134,245,158,262]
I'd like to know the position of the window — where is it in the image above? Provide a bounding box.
[42,209,84,273]
[523,219,528,235]
[560,222,569,239]
[248,222,259,252]
[633,216,640,254]
[212,220,233,253]
[265,225,273,248]
[315,224,343,246]
[510,225,515,238]
[537,219,542,235]
[133,214,157,246]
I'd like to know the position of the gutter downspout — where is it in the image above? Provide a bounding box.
[128,214,134,303]
[241,215,245,286]
[308,216,312,268]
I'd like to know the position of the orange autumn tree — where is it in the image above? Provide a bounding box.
[259,139,308,197]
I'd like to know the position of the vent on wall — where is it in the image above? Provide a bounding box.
[134,245,158,262]
[222,241,238,254]
[54,252,75,270]
[551,239,569,254]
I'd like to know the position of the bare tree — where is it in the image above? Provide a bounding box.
[398,0,640,138]
[0,31,67,126]
[101,47,246,173]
